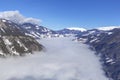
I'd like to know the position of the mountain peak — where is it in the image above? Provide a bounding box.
[67,27,87,32]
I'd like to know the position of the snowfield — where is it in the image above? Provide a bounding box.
[0,37,108,80]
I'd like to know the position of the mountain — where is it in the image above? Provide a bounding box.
[21,23,58,38]
[0,18,43,57]
[76,28,120,80]
[56,28,86,37]
[89,29,120,80]
[21,24,87,38]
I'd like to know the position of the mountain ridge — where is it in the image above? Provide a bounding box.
[0,18,43,57]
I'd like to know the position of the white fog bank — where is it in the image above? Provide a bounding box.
[0,37,108,80]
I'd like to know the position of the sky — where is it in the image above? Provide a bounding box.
[0,0,120,30]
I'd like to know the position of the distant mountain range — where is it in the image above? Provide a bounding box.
[0,18,89,57]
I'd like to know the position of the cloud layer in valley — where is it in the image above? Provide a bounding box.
[0,37,108,80]
[0,10,41,25]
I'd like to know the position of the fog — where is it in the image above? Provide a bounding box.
[0,37,108,80]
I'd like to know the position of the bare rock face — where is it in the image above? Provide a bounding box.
[0,19,43,57]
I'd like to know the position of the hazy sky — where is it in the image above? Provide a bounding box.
[0,0,120,30]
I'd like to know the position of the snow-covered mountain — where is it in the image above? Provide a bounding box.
[56,27,86,37]
[0,18,43,57]
[0,11,62,38]
[21,23,57,38]
[20,25,87,38]
[0,11,84,38]
[75,28,120,80]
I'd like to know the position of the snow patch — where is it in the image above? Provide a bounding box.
[25,26,31,29]
[108,32,113,35]
[2,19,6,22]
[3,38,12,45]
[90,38,98,43]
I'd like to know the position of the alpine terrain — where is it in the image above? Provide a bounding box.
[0,11,119,80]
[0,18,43,57]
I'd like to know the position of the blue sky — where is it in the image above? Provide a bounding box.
[0,0,120,30]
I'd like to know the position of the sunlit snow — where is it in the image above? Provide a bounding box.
[67,27,87,32]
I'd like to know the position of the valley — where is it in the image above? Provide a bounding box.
[0,37,108,80]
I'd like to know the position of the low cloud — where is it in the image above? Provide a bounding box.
[0,10,41,25]
[0,37,108,80]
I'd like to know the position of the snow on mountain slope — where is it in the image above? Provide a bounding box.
[0,18,43,57]
[97,26,120,31]
[67,27,87,32]
[0,37,108,80]
[21,23,57,38]
[75,28,120,80]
